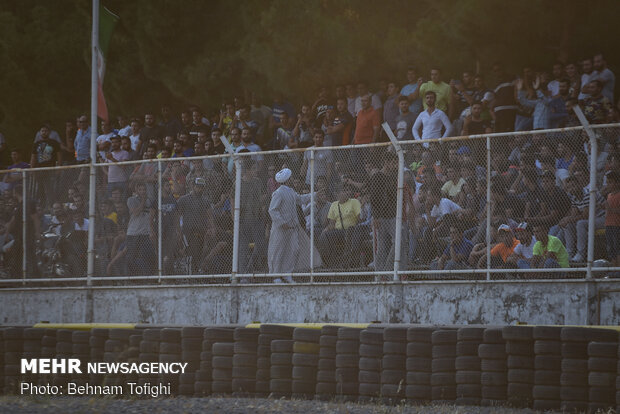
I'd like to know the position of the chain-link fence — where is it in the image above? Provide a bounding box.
[0,124,618,286]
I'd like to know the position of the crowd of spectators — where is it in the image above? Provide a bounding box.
[0,53,619,279]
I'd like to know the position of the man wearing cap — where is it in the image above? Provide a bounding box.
[508,222,537,269]
[268,168,322,280]
[177,177,216,273]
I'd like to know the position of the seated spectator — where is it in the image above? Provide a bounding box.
[518,224,569,269]
[488,224,520,268]
[319,185,363,268]
[430,222,473,271]
[508,222,537,269]
[441,165,466,203]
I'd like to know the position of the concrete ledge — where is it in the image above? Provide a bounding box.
[1,280,618,325]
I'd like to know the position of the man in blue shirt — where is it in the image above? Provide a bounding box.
[430,222,473,271]
[400,67,423,118]
[74,114,92,163]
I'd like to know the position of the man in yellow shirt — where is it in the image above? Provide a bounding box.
[419,67,451,113]
[319,186,364,268]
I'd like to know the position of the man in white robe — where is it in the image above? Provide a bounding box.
[268,168,322,281]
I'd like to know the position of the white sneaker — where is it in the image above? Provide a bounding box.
[571,253,584,262]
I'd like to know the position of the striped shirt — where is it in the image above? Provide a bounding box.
[568,187,605,218]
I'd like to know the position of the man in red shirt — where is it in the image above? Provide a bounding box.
[353,95,380,145]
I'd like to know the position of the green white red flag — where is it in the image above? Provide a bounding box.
[96,5,119,121]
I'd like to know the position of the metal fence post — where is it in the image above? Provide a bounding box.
[310,149,315,283]
[157,160,162,282]
[231,155,241,284]
[486,135,491,281]
[22,170,26,283]
[382,123,404,281]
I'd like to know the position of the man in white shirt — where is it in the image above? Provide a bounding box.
[507,222,537,269]
[412,91,452,148]
[593,53,615,104]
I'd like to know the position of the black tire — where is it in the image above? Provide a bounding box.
[588,357,617,372]
[56,329,73,342]
[481,385,507,400]
[233,353,257,367]
[72,344,89,354]
[293,328,321,343]
[383,341,407,355]
[200,351,212,361]
[381,370,406,384]
[316,370,335,383]
[432,357,456,373]
[381,383,405,396]
[212,356,233,369]
[159,353,181,363]
[195,370,211,382]
[179,373,195,384]
[181,337,203,351]
[315,381,337,394]
[234,341,257,355]
[534,370,560,385]
[433,344,456,358]
[211,380,232,394]
[335,367,359,382]
[507,368,534,383]
[42,336,57,347]
[359,344,382,357]
[138,353,158,362]
[588,372,616,387]
[560,385,589,401]
[232,366,257,379]
[480,358,506,372]
[194,381,211,395]
[532,385,560,399]
[405,384,432,399]
[320,325,342,336]
[481,372,507,386]
[335,354,358,368]
[532,399,560,410]
[181,327,205,338]
[560,358,587,373]
[271,340,294,353]
[502,326,534,341]
[293,341,320,354]
[212,368,232,381]
[478,343,506,359]
[507,355,534,369]
[456,341,479,356]
[233,327,259,342]
[357,369,380,384]
[204,328,235,341]
[482,328,504,344]
[455,397,481,406]
[259,324,295,337]
[532,326,561,340]
[359,329,383,345]
[103,340,125,353]
[407,327,435,343]
[358,382,381,396]
[432,330,457,345]
[407,357,433,372]
[292,366,317,380]
[291,380,317,394]
[109,328,136,341]
[257,357,270,370]
[561,327,618,343]
[457,327,485,341]
[431,373,456,386]
[407,372,431,385]
[587,341,617,358]
[257,334,277,346]
[534,355,561,370]
[457,384,481,397]
[359,357,381,371]
[212,342,234,356]
[561,341,588,358]
[71,331,89,343]
[319,335,337,348]
[270,365,292,379]
[160,342,181,354]
[336,340,359,354]
[55,342,73,354]
[454,356,480,371]
[142,329,160,341]
[589,387,615,402]
[382,354,406,370]
[408,342,432,357]
[257,345,270,358]
[505,341,533,356]
[383,327,408,342]
[318,358,335,370]
[506,382,532,397]
[319,347,336,359]
[431,385,456,400]
[455,371,480,384]
[292,353,319,367]
[271,352,292,365]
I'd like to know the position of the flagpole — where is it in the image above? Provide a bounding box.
[86,0,99,322]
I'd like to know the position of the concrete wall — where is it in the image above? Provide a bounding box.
[1,280,619,326]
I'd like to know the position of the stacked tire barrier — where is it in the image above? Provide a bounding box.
[533,326,562,410]
[211,336,234,395]
[232,327,259,396]
[1,323,620,412]
[455,327,484,406]
[503,325,534,408]
[381,326,407,403]
[138,328,160,389]
[431,329,457,403]
[315,325,339,400]
[291,327,321,399]
[335,327,361,401]
[357,327,383,402]
[406,326,434,404]
[480,327,507,405]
